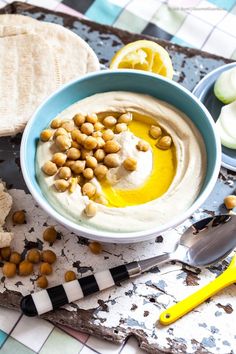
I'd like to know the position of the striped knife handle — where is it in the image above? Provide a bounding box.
[21,262,140,316]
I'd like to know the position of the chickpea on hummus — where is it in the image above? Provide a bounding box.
[36,91,206,233]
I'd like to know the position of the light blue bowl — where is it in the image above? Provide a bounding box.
[21,70,221,243]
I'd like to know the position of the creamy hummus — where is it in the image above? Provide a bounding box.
[36,91,206,233]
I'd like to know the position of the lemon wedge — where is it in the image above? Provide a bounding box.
[110,40,174,79]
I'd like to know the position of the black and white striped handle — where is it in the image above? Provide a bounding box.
[21,262,141,316]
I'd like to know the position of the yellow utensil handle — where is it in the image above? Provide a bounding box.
[159,267,235,326]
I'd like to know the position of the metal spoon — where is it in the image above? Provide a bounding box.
[21,215,236,317]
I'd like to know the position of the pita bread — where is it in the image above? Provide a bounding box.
[0,182,13,247]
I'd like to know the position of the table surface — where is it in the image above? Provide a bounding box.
[0,1,236,354]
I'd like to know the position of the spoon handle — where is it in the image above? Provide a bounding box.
[159,257,236,326]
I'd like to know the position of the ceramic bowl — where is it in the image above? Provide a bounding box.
[21,70,221,243]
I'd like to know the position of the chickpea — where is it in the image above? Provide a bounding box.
[94,122,104,131]
[82,182,96,198]
[71,129,80,141]
[83,136,97,150]
[58,166,72,180]
[41,250,57,264]
[50,118,62,129]
[54,179,69,192]
[83,168,94,180]
[71,140,80,149]
[43,227,57,244]
[149,125,162,139]
[54,127,68,138]
[27,249,41,264]
[88,241,102,254]
[64,270,76,282]
[94,165,108,180]
[12,210,26,224]
[40,262,53,275]
[81,149,93,160]
[136,140,149,152]
[40,129,53,142]
[1,247,11,260]
[81,122,94,135]
[104,154,120,168]
[224,195,236,209]
[96,137,105,149]
[86,156,98,169]
[118,112,132,124]
[55,135,71,151]
[19,260,33,276]
[86,113,98,124]
[64,159,75,169]
[37,275,48,289]
[71,160,85,174]
[3,262,16,278]
[92,131,102,138]
[104,140,121,153]
[156,135,172,150]
[77,175,85,186]
[67,147,81,160]
[94,194,108,205]
[42,161,57,176]
[85,202,97,217]
[74,132,87,145]
[123,157,137,171]
[94,149,105,162]
[52,152,67,167]
[73,113,86,127]
[103,116,117,127]
[61,120,74,132]
[9,251,21,265]
[102,129,114,141]
[114,123,128,134]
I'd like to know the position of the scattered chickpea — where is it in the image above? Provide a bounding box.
[52,152,67,167]
[37,275,48,289]
[81,122,94,135]
[61,120,74,132]
[55,135,71,151]
[94,165,108,180]
[123,157,137,171]
[102,129,114,141]
[53,127,68,138]
[94,122,104,131]
[67,147,81,160]
[156,135,172,150]
[42,161,57,176]
[54,179,69,192]
[88,241,102,254]
[19,260,33,276]
[83,168,94,180]
[69,177,78,193]
[224,195,236,210]
[40,129,53,142]
[40,262,53,275]
[82,182,96,198]
[71,140,80,149]
[64,160,75,169]
[83,136,97,150]
[43,227,57,244]
[104,140,121,154]
[81,149,93,160]
[96,137,105,149]
[71,160,86,174]
[41,250,57,264]
[103,116,117,128]
[114,123,128,134]
[64,270,76,282]
[1,247,11,260]
[3,262,16,278]
[50,118,62,129]
[9,251,21,265]
[58,166,72,180]
[27,249,41,264]
[94,194,108,205]
[73,113,86,127]
[75,132,87,145]
[136,140,149,152]
[92,131,102,138]
[149,125,162,139]
[86,156,98,169]
[104,153,120,168]
[86,113,98,124]
[118,112,132,124]
[94,149,105,162]
[85,202,97,217]
[12,210,26,224]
